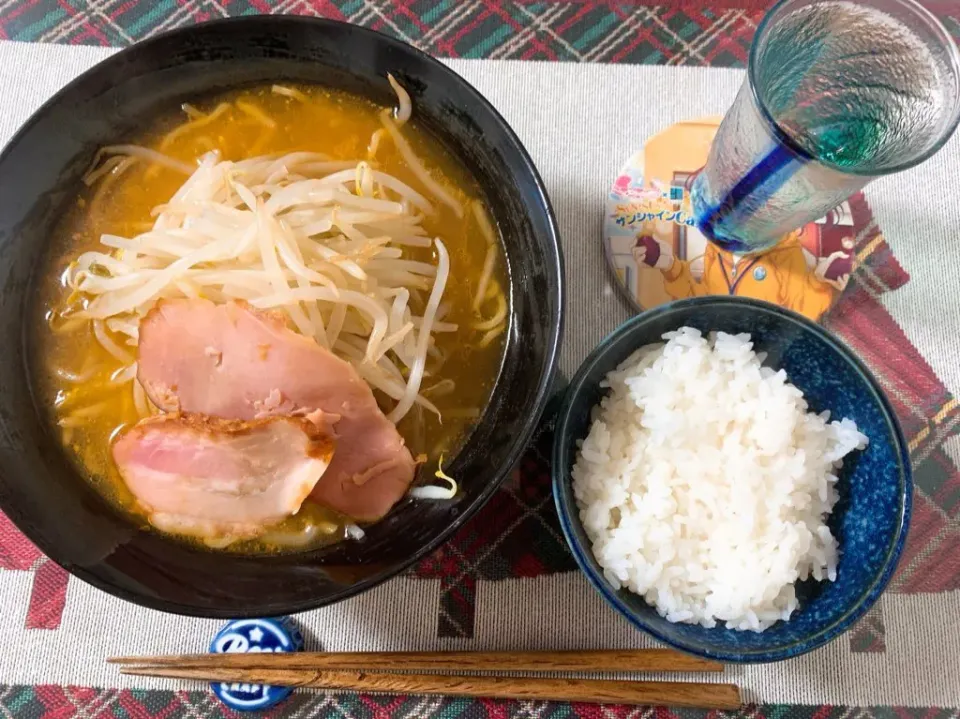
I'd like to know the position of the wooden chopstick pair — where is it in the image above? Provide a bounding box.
[110,649,741,709]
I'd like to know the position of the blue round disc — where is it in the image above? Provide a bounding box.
[209,617,304,712]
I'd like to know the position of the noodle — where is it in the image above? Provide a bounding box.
[82,155,123,186]
[271,84,310,103]
[247,128,275,157]
[100,145,194,174]
[109,363,138,384]
[416,319,457,333]
[54,357,101,383]
[443,408,481,419]
[159,103,231,150]
[472,244,498,311]
[92,320,133,363]
[181,103,205,120]
[65,401,109,420]
[236,100,277,129]
[50,315,88,334]
[472,200,497,245]
[58,416,87,428]
[479,324,506,348]
[260,520,340,548]
[474,290,507,331]
[90,157,138,211]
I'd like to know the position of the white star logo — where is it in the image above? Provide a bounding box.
[248,626,264,643]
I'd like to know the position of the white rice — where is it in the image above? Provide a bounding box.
[571,327,868,632]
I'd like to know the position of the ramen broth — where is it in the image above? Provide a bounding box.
[35,83,508,551]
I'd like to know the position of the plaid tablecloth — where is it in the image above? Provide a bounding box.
[1,2,960,717]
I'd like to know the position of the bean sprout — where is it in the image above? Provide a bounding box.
[71,144,459,422]
[409,454,458,499]
[62,74,507,453]
[379,110,464,218]
[387,73,412,126]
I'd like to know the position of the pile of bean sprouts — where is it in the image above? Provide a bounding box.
[58,78,506,429]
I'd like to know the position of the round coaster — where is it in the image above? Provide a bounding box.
[604,118,857,323]
[209,617,304,711]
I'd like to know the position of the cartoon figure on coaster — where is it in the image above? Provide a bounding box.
[612,119,855,322]
[632,208,854,321]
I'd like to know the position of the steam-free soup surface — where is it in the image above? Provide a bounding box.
[36,83,507,551]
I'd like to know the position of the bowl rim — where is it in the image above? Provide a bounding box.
[0,15,565,617]
[552,295,912,663]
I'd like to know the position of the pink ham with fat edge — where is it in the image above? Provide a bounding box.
[112,413,335,539]
[136,298,417,521]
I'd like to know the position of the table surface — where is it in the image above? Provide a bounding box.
[1,1,960,718]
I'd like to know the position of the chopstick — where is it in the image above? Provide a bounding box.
[116,666,741,709]
[109,649,722,673]
[110,650,738,709]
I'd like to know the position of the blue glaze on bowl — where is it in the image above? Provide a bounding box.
[552,296,911,663]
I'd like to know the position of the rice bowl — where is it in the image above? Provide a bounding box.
[572,327,868,632]
[553,297,911,662]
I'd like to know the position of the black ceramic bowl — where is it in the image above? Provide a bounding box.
[0,17,563,616]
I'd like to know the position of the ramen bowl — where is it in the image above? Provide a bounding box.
[553,297,910,662]
[0,17,562,616]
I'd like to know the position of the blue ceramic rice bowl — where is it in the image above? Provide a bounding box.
[552,296,911,663]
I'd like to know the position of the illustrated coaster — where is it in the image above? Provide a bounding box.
[605,118,857,323]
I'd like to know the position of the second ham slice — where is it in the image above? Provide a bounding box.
[136,298,417,521]
[113,414,334,540]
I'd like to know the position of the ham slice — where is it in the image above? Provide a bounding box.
[113,414,334,540]
[137,298,417,521]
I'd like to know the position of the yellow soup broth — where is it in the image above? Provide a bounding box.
[35,83,508,551]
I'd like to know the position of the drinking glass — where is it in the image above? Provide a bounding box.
[690,0,960,254]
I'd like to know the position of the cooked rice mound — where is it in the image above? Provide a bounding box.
[572,327,868,632]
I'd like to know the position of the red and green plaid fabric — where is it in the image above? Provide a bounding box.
[4,686,959,719]
[1,1,958,64]
[5,686,960,719]
[0,1,959,717]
